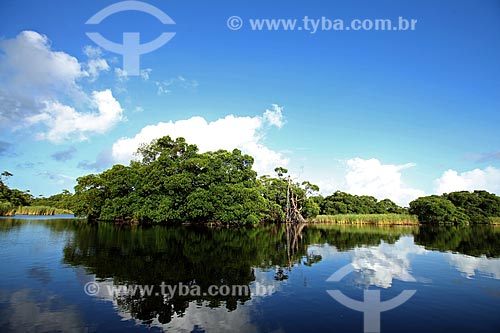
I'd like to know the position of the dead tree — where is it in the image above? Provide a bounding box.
[285,176,306,224]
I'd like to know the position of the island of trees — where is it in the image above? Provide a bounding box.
[1,136,500,225]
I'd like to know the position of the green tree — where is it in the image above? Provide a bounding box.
[409,196,470,225]
[409,191,500,225]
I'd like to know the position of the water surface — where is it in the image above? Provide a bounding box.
[0,217,499,332]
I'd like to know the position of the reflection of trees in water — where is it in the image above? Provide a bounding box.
[60,222,420,325]
[3,218,496,326]
[62,223,312,324]
[414,225,500,257]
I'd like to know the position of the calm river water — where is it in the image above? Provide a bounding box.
[0,216,499,332]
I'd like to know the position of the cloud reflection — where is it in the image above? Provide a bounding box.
[0,289,84,333]
[350,236,426,288]
[444,253,500,280]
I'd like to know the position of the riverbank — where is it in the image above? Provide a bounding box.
[0,205,73,216]
[310,214,420,225]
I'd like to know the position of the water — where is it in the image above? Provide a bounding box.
[0,217,499,333]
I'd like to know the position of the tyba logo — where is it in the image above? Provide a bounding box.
[326,263,416,333]
[85,1,175,75]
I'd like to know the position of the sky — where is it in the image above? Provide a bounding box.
[0,0,499,206]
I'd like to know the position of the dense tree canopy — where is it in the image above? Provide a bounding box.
[73,136,320,224]
[409,190,500,225]
[316,191,406,215]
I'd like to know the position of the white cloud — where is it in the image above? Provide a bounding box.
[263,104,285,128]
[0,31,124,142]
[434,167,500,195]
[82,45,109,81]
[0,31,85,97]
[27,89,123,142]
[111,106,288,175]
[86,58,109,82]
[83,45,103,58]
[343,158,425,206]
[114,68,129,82]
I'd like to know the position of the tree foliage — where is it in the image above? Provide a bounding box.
[317,191,406,215]
[409,190,500,225]
[73,136,321,224]
[0,171,33,207]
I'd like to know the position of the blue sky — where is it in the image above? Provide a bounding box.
[0,0,499,205]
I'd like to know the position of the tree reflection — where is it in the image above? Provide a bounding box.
[414,225,500,257]
[61,222,411,324]
[6,219,485,325]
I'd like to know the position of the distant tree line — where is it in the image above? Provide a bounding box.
[0,171,74,215]
[409,191,500,225]
[0,171,32,207]
[3,136,500,225]
[310,191,407,215]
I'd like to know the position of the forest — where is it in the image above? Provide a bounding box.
[2,136,500,225]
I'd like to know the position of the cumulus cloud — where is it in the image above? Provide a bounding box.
[0,31,85,98]
[435,167,500,195]
[111,106,288,175]
[27,89,123,143]
[343,158,425,206]
[0,31,124,142]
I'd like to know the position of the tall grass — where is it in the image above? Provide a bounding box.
[309,223,419,234]
[0,202,14,216]
[0,206,73,216]
[311,214,419,225]
[489,217,500,225]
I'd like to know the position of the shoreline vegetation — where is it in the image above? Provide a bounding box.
[311,214,419,225]
[489,217,500,225]
[0,205,73,216]
[1,136,500,226]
